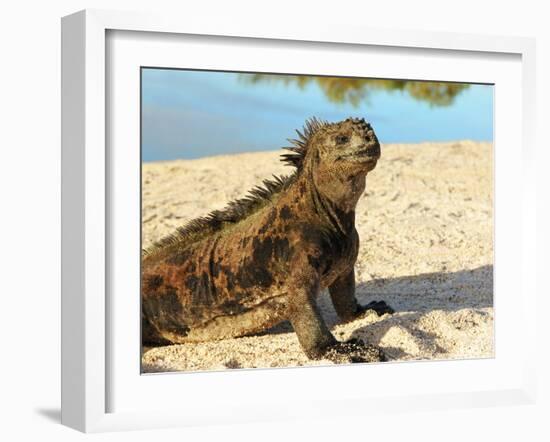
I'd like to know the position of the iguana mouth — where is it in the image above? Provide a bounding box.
[357,144,381,158]
[341,143,381,163]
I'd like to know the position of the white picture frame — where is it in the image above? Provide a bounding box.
[61,9,537,433]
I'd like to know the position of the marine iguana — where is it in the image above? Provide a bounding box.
[142,117,394,363]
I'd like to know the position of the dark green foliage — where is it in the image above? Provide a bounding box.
[242,74,470,107]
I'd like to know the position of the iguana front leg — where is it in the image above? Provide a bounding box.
[287,270,385,363]
[287,275,336,358]
[329,269,394,322]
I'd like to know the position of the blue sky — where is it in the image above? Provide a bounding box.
[141,68,493,162]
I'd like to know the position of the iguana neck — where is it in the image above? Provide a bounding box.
[295,171,361,236]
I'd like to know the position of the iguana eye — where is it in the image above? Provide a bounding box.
[335,135,349,145]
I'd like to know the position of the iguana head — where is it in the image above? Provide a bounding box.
[282,117,380,173]
[282,117,380,209]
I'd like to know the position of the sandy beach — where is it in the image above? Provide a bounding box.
[141,141,493,372]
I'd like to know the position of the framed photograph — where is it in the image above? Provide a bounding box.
[61,9,537,432]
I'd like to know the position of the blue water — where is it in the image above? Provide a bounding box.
[142,68,493,162]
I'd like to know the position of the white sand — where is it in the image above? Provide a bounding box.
[141,141,493,372]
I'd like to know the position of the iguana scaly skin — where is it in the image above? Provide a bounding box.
[142,117,394,363]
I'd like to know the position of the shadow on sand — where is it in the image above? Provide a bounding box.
[259,265,493,340]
